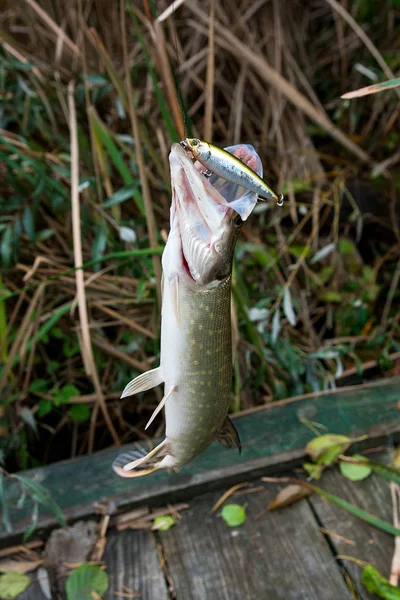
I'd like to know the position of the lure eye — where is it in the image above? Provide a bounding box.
[191,139,200,147]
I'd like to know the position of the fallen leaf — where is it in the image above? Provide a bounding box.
[65,563,108,600]
[305,434,351,465]
[0,572,30,599]
[361,564,400,599]
[303,463,324,480]
[221,504,246,527]
[340,455,372,481]
[152,516,175,531]
[268,484,312,510]
[392,448,400,470]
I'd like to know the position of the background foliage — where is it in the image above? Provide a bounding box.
[1,0,400,471]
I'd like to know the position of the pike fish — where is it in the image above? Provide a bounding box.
[112,142,265,478]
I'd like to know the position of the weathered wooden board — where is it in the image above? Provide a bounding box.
[16,571,48,600]
[159,483,352,600]
[309,450,395,600]
[103,529,169,600]
[2,377,400,545]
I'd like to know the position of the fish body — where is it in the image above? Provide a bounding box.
[112,142,262,478]
[181,138,283,205]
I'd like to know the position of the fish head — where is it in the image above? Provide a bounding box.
[167,142,261,287]
[180,137,210,162]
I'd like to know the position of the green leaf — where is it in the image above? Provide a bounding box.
[60,385,80,403]
[319,291,342,303]
[221,504,246,527]
[152,515,175,531]
[303,463,324,480]
[22,206,35,243]
[103,185,138,208]
[361,564,400,599]
[0,572,30,599]
[305,434,351,465]
[1,227,12,268]
[12,475,65,527]
[65,563,109,600]
[340,455,372,481]
[308,483,400,537]
[283,287,296,326]
[91,223,107,271]
[271,309,281,344]
[37,399,52,418]
[0,472,12,533]
[29,379,49,394]
[69,403,90,423]
[310,243,335,264]
[338,238,356,255]
[23,502,39,542]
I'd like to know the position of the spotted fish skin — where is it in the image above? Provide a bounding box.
[164,276,232,465]
[112,142,262,478]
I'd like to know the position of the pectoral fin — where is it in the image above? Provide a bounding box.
[145,385,176,430]
[216,416,241,454]
[121,366,163,399]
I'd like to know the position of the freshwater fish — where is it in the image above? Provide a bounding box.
[181,137,284,205]
[112,142,266,477]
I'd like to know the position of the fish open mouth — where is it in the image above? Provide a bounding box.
[166,143,261,287]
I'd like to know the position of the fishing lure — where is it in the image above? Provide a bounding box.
[180,138,284,206]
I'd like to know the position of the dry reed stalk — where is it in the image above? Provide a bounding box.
[203,0,215,141]
[187,2,371,164]
[325,0,400,100]
[0,284,45,395]
[121,0,162,306]
[24,0,80,57]
[68,81,120,449]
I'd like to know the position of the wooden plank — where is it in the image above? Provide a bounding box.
[309,451,394,600]
[2,377,400,545]
[103,529,169,600]
[16,571,48,600]
[159,483,353,600]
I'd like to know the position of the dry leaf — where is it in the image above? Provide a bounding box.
[269,484,312,510]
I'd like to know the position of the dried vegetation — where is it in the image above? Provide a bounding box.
[0,0,400,469]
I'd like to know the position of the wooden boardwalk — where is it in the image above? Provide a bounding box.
[3,377,400,600]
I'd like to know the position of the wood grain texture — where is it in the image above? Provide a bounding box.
[16,571,49,600]
[2,376,400,545]
[160,483,353,600]
[309,451,394,600]
[103,529,169,600]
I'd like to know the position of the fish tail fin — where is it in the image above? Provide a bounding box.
[112,440,168,478]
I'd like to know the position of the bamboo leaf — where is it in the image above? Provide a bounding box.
[283,287,296,326]
[12,475,65,528]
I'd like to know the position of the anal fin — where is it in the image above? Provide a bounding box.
[216,416,241,454]
[112,440,168,478]
[145,385,176,430]
[121,366,163,399]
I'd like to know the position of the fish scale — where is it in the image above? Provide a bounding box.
[166,275,232,463]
